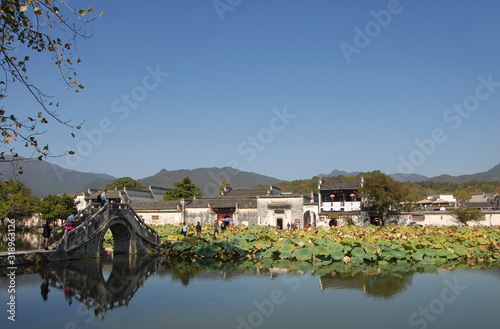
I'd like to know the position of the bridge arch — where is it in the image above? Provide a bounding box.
[97,218,138,257]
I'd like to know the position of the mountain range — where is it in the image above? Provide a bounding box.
[1,158,499,197]
[319,165,500,183]
[0,159,115,197]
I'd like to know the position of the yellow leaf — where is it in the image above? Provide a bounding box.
[45,0,51,6]
[20,5,28,11]
[88,6,93,14]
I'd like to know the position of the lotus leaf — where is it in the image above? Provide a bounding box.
[364,244,381,255]
[173,241,192,251]
[193,244,221,258]
[279,243,296,254]
[365,252,378,261]
[245,234,256,241]
[254,241,271,250]
[279,251,294,259]
[331,250,345,260]
[351,247,366,259]
[255,249,272,258]
[314,246,331,256]
[294,248,313,261]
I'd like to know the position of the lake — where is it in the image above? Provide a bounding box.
[1,253,499,329]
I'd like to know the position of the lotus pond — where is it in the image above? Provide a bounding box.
[153,224,500,267]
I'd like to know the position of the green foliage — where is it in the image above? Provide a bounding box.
[39,194,76,222]
[105,177,144,190]
[163,177,202,200]
[451,206,484,225]
[359,173,409,222]
[219,180,230,195]
[0,179,39,219]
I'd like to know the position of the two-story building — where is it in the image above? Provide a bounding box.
[318,178,363,227]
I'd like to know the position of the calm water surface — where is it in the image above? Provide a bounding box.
[0,254,499,329]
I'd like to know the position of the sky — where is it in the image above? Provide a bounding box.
[5,0,500,182]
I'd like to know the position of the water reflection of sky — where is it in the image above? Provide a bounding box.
[0,257,499,329]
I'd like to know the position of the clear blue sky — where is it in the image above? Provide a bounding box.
[7,0,500,181]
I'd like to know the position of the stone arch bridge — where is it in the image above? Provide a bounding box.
[50,203,160,260]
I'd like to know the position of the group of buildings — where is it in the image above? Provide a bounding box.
[70,178,500,228]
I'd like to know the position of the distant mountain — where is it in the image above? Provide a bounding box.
[138,167,282,196]
[390,173,429,182]
[0,158,115,197]
[75,178,116,193]
[428,163,500,183]
[318,164,500,183]
[319,169,361,177]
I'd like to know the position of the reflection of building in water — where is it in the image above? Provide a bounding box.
[319,270,414,299]
[44,255,159,319]
[0,231,43,251]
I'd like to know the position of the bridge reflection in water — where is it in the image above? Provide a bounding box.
[41,254,159,319]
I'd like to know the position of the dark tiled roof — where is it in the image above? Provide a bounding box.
[86,190,121,200]
[186,197,257,209]
[259,194,307,199]
[320,179,361,191]
[224,188,270,197]
[131,200,180,210]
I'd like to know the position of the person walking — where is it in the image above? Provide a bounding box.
[100,190,107,208]
[196,222,202,235]
[64,214,75,231]
[213,219,219,236]
[181,222,188,237]
[42,220,51,250]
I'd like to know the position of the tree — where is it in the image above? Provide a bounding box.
[358,172,410,225]
[164,177,202,201]
[219,180,230,195]
[0,1,102,170]
[39,194,75,222]
[450,205,483,226]
[0,179,39,219]
[106,177,144,190]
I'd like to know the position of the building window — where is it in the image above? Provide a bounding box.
[152,215,159,221]
[274,209,285,214]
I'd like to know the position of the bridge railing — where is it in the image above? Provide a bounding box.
[64,203,112,250]
[126,203,160,245]
[50,204,93,247]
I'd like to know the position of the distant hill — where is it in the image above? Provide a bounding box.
[0,158,116,197]
[390,173,429,182]
[428,163,500,183]
[319,169,361,177]
[319,169,428,182]
[138,167,282,196]
[75,178,116,193]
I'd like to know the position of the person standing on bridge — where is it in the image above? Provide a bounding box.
[42,220,51,250]
[64,214,75,231]
[100,190,107,208]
